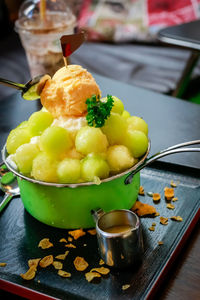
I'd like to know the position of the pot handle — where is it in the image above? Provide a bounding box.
[91,208,105,223]
[125,140,200,185]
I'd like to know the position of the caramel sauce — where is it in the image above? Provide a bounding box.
[105,225,132,234]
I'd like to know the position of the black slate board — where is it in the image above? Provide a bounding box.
[0,163,200,300]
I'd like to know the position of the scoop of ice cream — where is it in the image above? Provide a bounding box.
[40,65,101,118]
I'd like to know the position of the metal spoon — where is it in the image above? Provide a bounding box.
[0,171,20,213]
[125,140,200,184]
[0,75,46,100]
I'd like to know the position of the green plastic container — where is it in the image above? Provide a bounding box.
[17,172,140,229]
[2,144,149,229]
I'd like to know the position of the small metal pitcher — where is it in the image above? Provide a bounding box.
[91,209,144,268]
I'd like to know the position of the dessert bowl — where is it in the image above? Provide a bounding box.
[2,143,150,229]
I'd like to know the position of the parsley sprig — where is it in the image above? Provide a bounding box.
[86,95,114,127]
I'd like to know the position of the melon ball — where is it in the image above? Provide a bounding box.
[75,126,108,155]
[107,145,134,172]
[81,154,110,182]
[31,152,58,182]
[14,143,40,174]
[6,127,32,154]
[111,96,124,114]
[124,129,148,158]
[57,158,81,183]
[40,126,72,158]
[122,110,131,119]
[28,110,54,136]
[127,116,148,136]
[101,95,124,115]
[101,113,127,145]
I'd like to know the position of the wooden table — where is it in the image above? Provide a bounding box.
[0,75,200,299]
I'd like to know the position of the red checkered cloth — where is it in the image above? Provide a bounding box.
[77,0,200,42]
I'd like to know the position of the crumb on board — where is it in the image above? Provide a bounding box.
[170,216,183,222]
[164,187,174,201]
[122,284,130,290]
[68,229,86,240]
[139,186,145,195]
[152,193,161,202]
[166,203,175,210]
[160,216,168,225]
[131,200,158,217]
[73,256,89,271]
[158,241,164,245]
[38,238,53,249]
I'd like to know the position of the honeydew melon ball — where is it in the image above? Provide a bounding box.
[127,116,148,136]
[124,129,148,158]
[101,112,127,145]
[57,158,81,183]
[28,110,54,136]
[122,110,131,119]
[81,154,110,182]
[14,143,40,174]
[31,152,58,182]
[65,148,84,160]
[107,96,124,115]
[75,126,108,155]
[16,121,29,129]
[40,126,72,157]
[6,128,32,154]
[107,145,134,172]
[101,96,124,115]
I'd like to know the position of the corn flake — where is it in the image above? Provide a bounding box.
[28,258,41,268]
[164,187,174,200]
[85,271,101,282]
[53,261,63,270]
[170,216,183,222]
[132,201,158,217]
[139,186,145,195]
[170,180,178,188]
[152,193,161,202]
[20,266,36,280]
[166,203,175,210]
[99,259,104,265]
[55,251,69,260]
[148,226,155,231]
[87,229,97,235]
[58,270,71,278]
[68,229,86,240]
[172,197,178,202]
[158,241,164,245]
[59,238,68,243]
[122,284,130,290]
[39,255,53,268]
[68,237,73,242]
[74,256,88,271]
[160,216,168,225]
[90,267,110,275]
[65,243,76,248]
[38,238,53,249]
[0,263,7,267]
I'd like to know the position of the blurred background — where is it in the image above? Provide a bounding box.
[0,0,200,104]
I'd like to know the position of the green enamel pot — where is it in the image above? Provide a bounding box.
[2,144,149,229]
